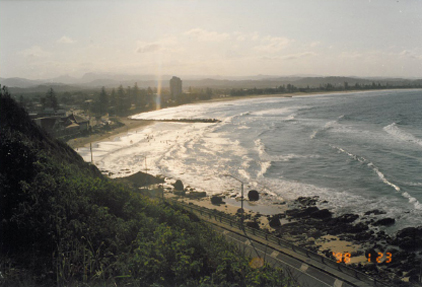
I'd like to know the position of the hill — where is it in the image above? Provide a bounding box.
[0,86,296,286]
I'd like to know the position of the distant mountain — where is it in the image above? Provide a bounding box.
[0,77,43,88]
[1,74,421,91]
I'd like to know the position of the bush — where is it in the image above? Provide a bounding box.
[0,88,296,287]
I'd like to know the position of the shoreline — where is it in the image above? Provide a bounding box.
[162,186,421,285]
[68,88,416,149]
[69,88,422,284]
[67,117,154,149]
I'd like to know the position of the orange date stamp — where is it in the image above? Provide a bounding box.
[333,252,392,264]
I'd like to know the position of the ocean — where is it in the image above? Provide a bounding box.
[78,89,422,234]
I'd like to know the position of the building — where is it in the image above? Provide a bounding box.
[170,76,182,98]
[33,113,90,138]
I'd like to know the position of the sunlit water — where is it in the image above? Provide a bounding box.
[78,89,422,233]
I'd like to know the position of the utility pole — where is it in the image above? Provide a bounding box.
[90,142,93,164]
[222,174,245,213]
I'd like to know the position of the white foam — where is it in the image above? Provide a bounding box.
[310,115,345,139]
[384,123,422,147]
[331,145,422,210]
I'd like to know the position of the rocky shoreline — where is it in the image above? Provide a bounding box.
[158,179,422,285]
[118,172,422,285]
[265,196,422,285]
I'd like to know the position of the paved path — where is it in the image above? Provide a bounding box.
[169,199,395,287]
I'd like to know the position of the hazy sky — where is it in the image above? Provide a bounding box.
[1,0,421,79]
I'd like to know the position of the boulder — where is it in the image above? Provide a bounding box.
[187,191,207,198]
[296,196,319,206]
[286,206,319,218]
[372,217,395,226]
[245,220,260,229]
[248,190,259,201]
[269,217,281,228]
[310,209,332,219]
[173,179,184,191]
[364,209,386,216]
[336,214,359,224]
[211,196,224,205]
[396,226,422,238]
[397,236,422,251]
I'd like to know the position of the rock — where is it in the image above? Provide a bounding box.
[310,209,332,219]
[409,275,420,283]
[245,220,260,229]
[269,217,281,228]
[364,209,386,216]
[396,226,422,238]
[286,206,319,218]
[173,179,184,191]
[187,191,207,198]
[248,190,259,201]
[354,231,372,241]
[397,236,422,251]
[372,217,395,226]
[347,222,369,234]
[174,190,185,196]
[296,196,319,206]
[211,196,224,205]
[336,214,359,224]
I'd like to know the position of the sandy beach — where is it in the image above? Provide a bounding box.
[67,89,383,149]
[67,117,153,149]
[70,90,421,284]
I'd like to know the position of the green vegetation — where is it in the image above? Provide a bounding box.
[0,86,297,286]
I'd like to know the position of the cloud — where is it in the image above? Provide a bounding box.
[185,28,230,42]
[262,52,316,61]
[339,51,363,58]
[310,41,320,47]
[399,50,422,60]
[282,52,316,60]
[137,42,162,53]
[254,36,293,53]
[18,46,50,58]
[57,36,75,44]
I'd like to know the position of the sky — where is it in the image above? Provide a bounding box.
[1,0,422,80]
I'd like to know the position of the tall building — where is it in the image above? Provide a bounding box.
[170,76,182,98]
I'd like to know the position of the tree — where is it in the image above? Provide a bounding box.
[344,82,349,90]
[41,88,59,111]
[61,92,72,105]
[99,86,109,115]
[133,82,141,108]
[109,88,117,114]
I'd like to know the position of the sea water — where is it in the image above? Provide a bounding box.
[77,89,422,233]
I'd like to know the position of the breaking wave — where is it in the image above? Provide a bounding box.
[331,145,422,210]
[384,123,422,147]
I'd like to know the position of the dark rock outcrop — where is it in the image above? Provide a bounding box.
[174,179,184,191]
[372,217,395,226]
[269,217,281,228]
[248,190,259,201]
[211,196,224,205]
[245,221,260,229]
[310,209,332,219]
[364,209,386,216]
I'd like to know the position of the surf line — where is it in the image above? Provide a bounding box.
[330,145,422,209]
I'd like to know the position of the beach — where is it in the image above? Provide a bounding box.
[73,89,422,284]
[67,117,153,149]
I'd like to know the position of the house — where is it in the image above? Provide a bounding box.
[33,113,90,137]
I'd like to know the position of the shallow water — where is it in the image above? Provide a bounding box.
[78,89,422,234]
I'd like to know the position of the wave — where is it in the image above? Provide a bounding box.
[310,115,344,139]
[331,145,422,210]
[383,123,422,147]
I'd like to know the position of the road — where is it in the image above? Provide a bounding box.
[168,199,397,287]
